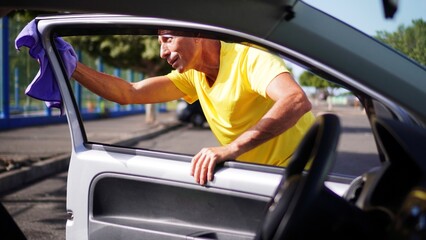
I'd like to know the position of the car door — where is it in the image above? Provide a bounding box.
[38,15,350,240]
[38,16,280,240]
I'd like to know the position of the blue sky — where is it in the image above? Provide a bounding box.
[303,0,425,36]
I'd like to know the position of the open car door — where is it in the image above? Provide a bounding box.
[37,14,351,240]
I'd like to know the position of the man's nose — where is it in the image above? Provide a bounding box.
[160,44,170,59]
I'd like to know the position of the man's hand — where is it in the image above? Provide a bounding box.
[190,145,237,185]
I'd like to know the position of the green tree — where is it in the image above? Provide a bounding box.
[66,35,172,123]
[299,71,340,95]
[68,35,171,77]
[375,19,426,66]
[66,35,173,123]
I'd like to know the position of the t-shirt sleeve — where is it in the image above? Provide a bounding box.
[166,70,198,104]
[246,48,290,98]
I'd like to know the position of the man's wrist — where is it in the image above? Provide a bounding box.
[226,142,243,160]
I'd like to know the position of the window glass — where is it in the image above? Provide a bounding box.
[66,33,380,178]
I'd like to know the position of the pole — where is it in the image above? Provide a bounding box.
[1,17,10,119]
[96,57,104,114]
[14,67,19,108]
[113,68,120,112]
[128,69,134,111]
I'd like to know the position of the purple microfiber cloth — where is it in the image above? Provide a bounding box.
[15,19,77,115]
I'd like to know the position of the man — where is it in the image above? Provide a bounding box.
[71,31,316,185]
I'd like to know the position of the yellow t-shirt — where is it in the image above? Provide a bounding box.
[167,42,315,166]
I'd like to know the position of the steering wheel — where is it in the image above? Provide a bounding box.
[256,113,341,240]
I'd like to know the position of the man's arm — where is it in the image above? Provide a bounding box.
[72,62,185,104]
[191,72,312,185]
[227,72,312,156]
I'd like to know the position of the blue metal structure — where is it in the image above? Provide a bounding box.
[1,17,9,121]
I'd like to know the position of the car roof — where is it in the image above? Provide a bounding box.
[4,0,287,36]
[3,0,426,123]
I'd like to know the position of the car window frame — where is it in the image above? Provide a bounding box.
[38,14,391,184]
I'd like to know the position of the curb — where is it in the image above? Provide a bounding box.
[0,121,183,195]
[0,153,70,195]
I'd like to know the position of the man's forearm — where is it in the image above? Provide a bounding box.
[72,62,135,104]
[228,94,311,158]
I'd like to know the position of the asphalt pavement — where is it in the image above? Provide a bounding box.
[0,111,182,195]
[0,101,367,195]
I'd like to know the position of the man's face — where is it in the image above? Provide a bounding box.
[158,33,200,73]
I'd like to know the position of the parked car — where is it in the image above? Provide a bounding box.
[1,0,425,239]
[176,99,207,127]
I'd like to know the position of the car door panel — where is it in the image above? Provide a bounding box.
[89,174,271,240]
[65,146,283,240]
[67,147,350,240]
